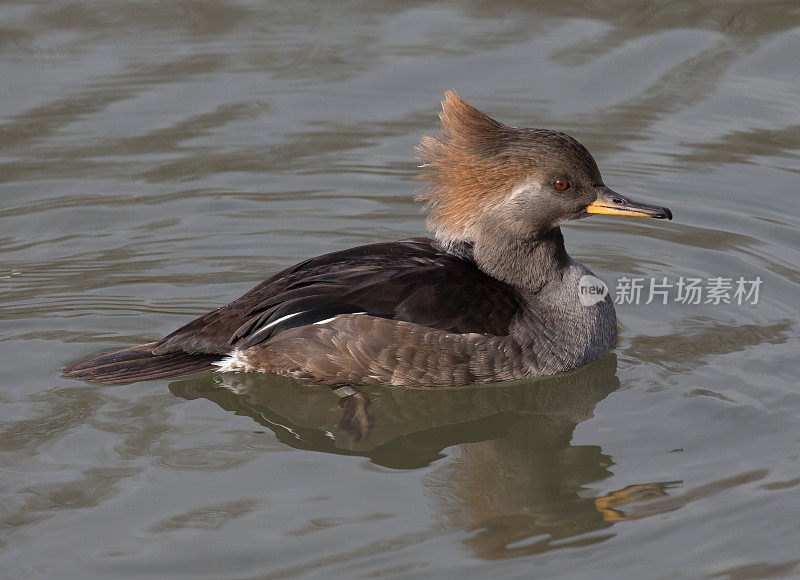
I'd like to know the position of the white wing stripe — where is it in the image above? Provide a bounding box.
[314,312,366,325]
[250,310,368,340]
[250,311,304,338]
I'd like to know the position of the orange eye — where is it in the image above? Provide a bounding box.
[553,178,570,191]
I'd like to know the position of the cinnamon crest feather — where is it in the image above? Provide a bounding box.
[415,91,531,245]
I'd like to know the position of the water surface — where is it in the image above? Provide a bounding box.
[2,1,799,578]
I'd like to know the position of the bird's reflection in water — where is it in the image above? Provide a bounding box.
[170,354,667,558]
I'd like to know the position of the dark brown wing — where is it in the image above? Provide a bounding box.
[152,238,520,356]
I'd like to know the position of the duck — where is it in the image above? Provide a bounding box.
[63,91,671,387]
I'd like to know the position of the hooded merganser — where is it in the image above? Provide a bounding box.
[63,91,672,387]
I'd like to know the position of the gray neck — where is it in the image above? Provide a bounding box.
[472,227,571,293]
[472,226,617,375]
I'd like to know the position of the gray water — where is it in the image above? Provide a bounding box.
[2,1,800,578]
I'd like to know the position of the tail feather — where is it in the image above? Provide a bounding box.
[62,342,220,385]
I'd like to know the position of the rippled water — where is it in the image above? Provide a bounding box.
[2,1,799,578]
